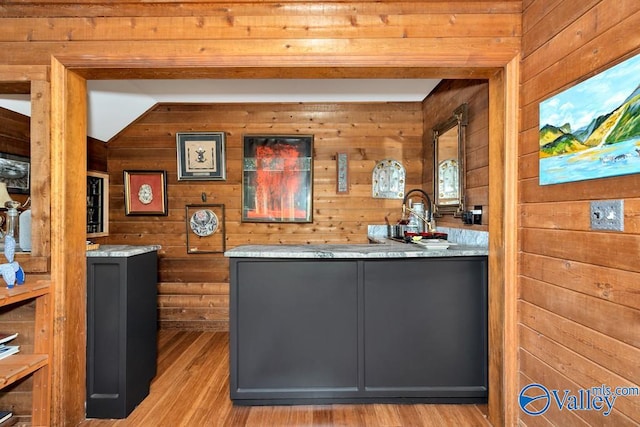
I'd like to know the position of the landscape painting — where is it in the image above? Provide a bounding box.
[539,53,640,185]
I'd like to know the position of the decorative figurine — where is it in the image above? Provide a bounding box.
[0,235,25,289]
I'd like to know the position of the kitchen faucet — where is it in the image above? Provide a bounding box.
[402,188,434,233]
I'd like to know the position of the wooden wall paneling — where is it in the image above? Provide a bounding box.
[106,101,424,330]
[0,13,522,42]
[3,1,524,423]
[520,324,640,423]
[519,300,640,386]
[521,0,598,58]
[522,0,640,80]
[521,10,640,108]
[519,346,630,426]
[521,2,640,425]
[421,79,490,229]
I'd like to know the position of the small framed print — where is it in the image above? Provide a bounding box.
[87,171,109,237]
[336,152,349,194]
[124,170,168,216]
[186,204,225,254]
[176,132,226,181]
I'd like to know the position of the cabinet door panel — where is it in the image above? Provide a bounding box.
[233,260,358,392]
[364,258,487,393]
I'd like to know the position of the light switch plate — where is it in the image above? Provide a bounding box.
[590,200,624,231]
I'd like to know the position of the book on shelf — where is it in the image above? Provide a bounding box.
[0,333,17,346]
[0,345,19,360]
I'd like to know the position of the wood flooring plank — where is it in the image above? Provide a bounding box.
[80,331,491,427]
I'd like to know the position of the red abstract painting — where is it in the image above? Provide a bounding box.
[242,135,313,222]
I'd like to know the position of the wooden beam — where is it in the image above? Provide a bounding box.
[50,57,87,426]
[502,54,520,427]
[487,68,505,427]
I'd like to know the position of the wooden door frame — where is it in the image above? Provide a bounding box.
[48,56,519,426]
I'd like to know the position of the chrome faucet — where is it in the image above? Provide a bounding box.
[402,188,434,232]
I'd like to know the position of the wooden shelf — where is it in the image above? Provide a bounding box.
[0,354,48,388]
[0,274,50,307]
[0,273,51,425]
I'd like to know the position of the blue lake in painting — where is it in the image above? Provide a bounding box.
[539,138,640,185]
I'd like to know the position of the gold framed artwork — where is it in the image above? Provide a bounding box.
[124,170,168,216]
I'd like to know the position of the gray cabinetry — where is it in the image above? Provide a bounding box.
[229,256,487,405]
[231,260,359,401]
[86,250,158,419]
[364,258,487,398]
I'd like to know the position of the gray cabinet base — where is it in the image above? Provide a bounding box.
[86,251,158,419]
[230,257,487,405]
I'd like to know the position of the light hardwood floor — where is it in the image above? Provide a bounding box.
[79,331,491,426]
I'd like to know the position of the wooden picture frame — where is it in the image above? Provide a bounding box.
[176,132,226,181]
[87,171,109,237]
[336,152,349,194]
[124,170,168,216]
[0,153,30,194]
[242,134,313,223]
[185,204,226,254]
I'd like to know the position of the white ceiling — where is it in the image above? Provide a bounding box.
[0,78,440,142]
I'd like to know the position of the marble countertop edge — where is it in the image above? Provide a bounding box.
[86,244,161,257]
[224,239,487,259]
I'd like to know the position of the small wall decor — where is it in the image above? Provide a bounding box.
[336,152,349,194]
[124,170,168,216]
[186,204,225,253]
[87,171,109,237]
[242,134,313,223]
[539,53,640,185]
[372,159,405,199]
[0,153,30,194]
[176,132,226,181]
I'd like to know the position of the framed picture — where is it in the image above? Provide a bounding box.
[124,170,168,216]
[176,132,226,181]
[185,204,225,254]
[242,134,313,223]
[539,53,640,185]
[336,152,349,194]
[87,171,109,237]
[0,153,30,194]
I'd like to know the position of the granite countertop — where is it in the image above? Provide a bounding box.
[86,244,161,257]
[224,239,487,259]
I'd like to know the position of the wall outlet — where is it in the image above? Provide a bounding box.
[590,200,624,231]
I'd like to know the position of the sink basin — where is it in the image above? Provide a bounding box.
[389,231,449,244]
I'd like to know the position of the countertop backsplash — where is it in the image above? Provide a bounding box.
[368,224,488,247]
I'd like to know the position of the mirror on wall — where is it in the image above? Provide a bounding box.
[433,103,468,217]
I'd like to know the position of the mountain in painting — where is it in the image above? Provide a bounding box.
[540,83,640,157]
[573,113,612,142]
[539,126,587,157]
